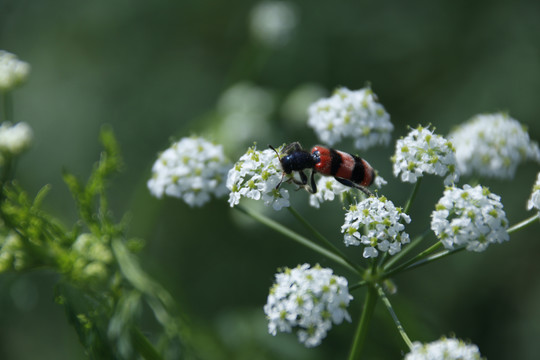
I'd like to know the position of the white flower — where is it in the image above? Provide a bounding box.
[0,122,33,157]
[309,177,351,208]
[215,82,274,151]
[527,172,540,212]
[147,137,231,207]
[264,264,352,348]
[227,145,290,210]
[449,113,540,179]
[404,337,483,360]
[393,125,459,186]
[309,174,387,208]
[249,1,297,47]
[431,185,509,252]
[307,87,393,150]
[0,50,30,91]
[341,196,411,258]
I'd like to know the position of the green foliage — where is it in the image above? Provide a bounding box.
[0,127,193,360]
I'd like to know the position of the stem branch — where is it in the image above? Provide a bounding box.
[375,284,413,350]
[235,205,360,275]
[348,285,377,360]
[508,213,539,234]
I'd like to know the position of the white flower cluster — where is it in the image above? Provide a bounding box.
[308,87,393,150]
[264,264,352,348]
[431,185,509,252]
[249,1,297,47]
[0,50,30,91]
[309,175,387,208]
[148,137,231,207]
[227,146,290,210]
[405,337,483,360]
[393,126,459,186]
[527,172,540,212]
[308,177,351,208]
[0,122,33,158]
[216,82,274,150]
[341,196,411,258]
[449,113,540,179]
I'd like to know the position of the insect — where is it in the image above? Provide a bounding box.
[269,142,375,196]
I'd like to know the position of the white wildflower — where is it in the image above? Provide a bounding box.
[431,184,509,252]
[250,1,297,47]
[148,137,231,207]
[527,172,540,212]
[308,87,393,150]
[264,264,352,348]
[0,122,33,156]
[449,113,540,179]
[393,125,459,186]
[341,196,411,258]
[309,177,351,208]
[405,337,484,360]
[0,50,30,91]
[216,82,274,149]
[309,173,386,208]
[227,145,289,210]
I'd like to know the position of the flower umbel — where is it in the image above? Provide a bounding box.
[264,264,352,348]
[449,113,540,179]
[308,87,393,150]
[249,1,297,47]
[341,196,411,258]
[0,122,33,159]
[431,184,509,252]
[0,50,30,91]
[148,137,231,207]
[392,125,459,185]
[227,145,290,210]
[308,177,351,208]
[527,172,540,212]
[404,337,484,360]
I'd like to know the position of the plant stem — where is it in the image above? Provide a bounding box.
[349,280,367,291]
[383,241,444,279]
[386,247,465,278]
[403,178,422,215]
[383,229,430,270]
[131,327,164,360]
[236,205,360,275]
[508,213,539,234]
[348,285,377,360]
[287,206,364,272]
[375,284,413,350]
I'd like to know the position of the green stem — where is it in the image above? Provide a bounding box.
[348,285,377,360]
[403,177,422,215]
[236,205,360,275]
[383,241,444,279]
[375,284,413,350]
[287,206,364,272]
[508,213,539,234]
[131,327,164,360]
[383,229,430,270]
[349,280,368,291]
[386,247,465,278]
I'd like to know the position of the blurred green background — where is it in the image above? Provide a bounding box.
[1,0,540,359]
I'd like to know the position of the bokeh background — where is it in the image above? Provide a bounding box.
[1,0,540,359]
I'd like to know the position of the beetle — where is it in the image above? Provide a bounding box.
[269,142,375,196]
